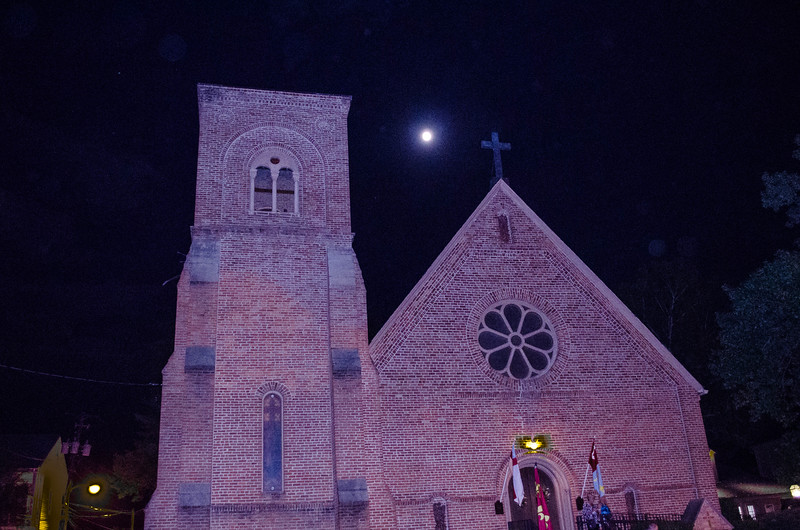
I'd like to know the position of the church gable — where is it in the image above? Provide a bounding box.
[368,181,717,521]
[370,180,704,396]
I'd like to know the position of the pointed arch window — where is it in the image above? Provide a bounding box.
[263,392,283,492]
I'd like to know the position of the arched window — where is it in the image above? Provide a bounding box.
[275,168,294,213]
[263,392,283,492]
[253,166,272,212]
[497,212,511,243]
[250,152,299,215]
[432,498,448,530]
[624,489,638,515]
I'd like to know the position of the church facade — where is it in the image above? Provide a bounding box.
[145,85,725,529]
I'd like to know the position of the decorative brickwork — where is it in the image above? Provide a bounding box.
[147,86,726,529]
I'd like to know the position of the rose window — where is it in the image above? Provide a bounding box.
[477,301,557,380]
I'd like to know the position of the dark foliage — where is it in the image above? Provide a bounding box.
[110,413,158,502]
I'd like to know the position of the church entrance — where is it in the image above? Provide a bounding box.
[508,466,562,530]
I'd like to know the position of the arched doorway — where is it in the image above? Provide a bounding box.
[507,464,567,530]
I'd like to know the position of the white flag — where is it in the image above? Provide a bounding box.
[512,446,524,506]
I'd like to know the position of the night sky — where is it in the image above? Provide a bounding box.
[2,1,800,470]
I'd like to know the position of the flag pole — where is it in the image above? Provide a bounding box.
[580,463,590,498]
[581,438,596,498]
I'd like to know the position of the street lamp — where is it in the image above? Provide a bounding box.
[62,478,135,530]
[61,479,104,528]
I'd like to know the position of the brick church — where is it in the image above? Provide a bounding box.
[146,85,728,529]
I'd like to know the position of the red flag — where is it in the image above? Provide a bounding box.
[511,446,524,506]
[588,441,598,471]
[588,442,605,497]
[534,465,552,530]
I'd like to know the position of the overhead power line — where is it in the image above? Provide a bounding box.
[0,362,160,387]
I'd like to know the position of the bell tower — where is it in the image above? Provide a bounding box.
[146,85,374,529]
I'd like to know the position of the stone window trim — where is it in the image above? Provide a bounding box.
[248,148,301,215]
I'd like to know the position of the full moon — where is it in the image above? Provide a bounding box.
[420,129,433,142]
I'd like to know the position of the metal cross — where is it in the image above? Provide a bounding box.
[481,132,511,187]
